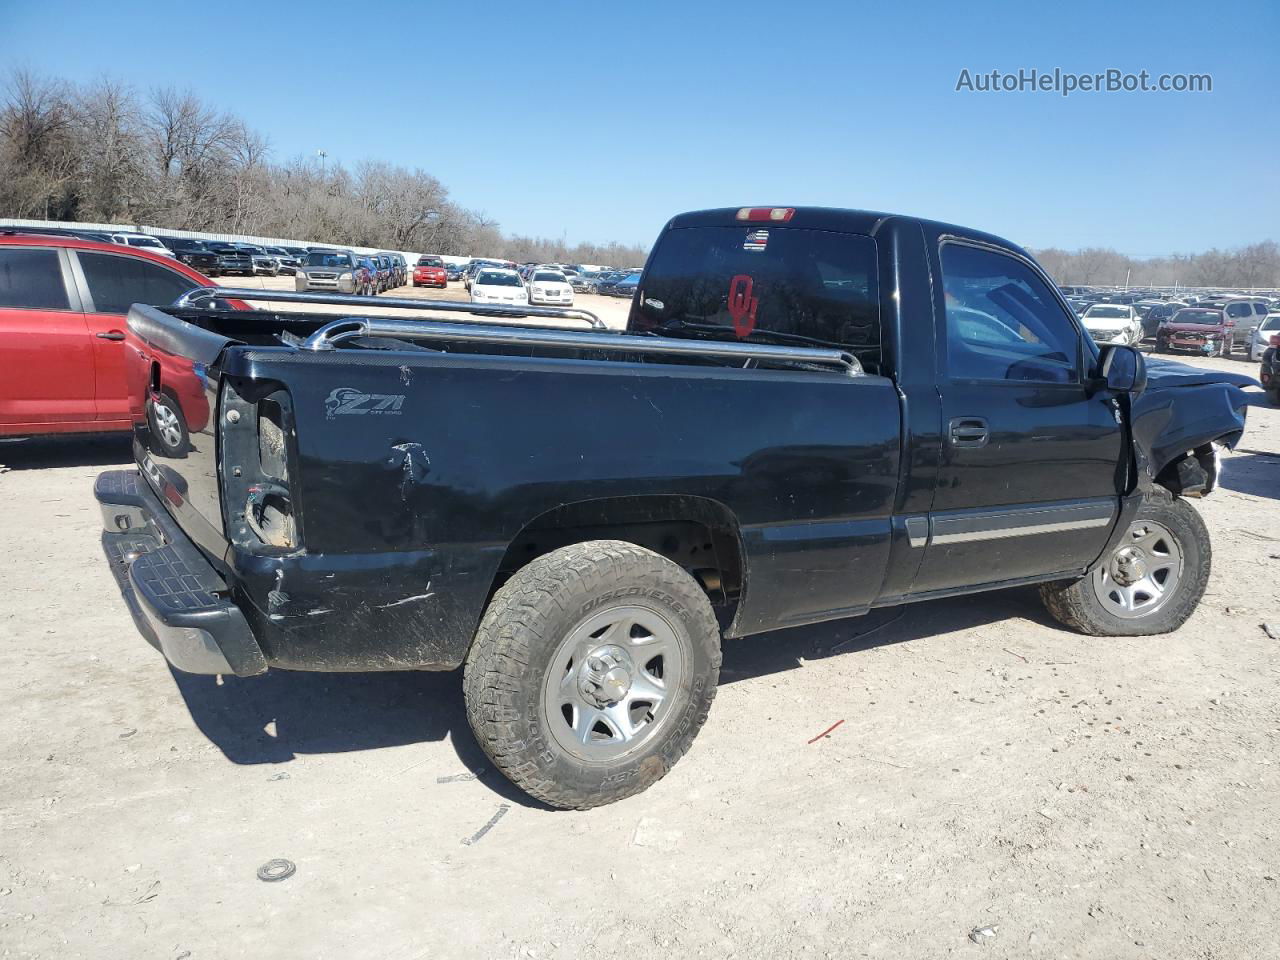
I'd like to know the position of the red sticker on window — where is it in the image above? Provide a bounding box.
[727,274,759,337]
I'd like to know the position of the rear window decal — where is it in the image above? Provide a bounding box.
[743,229,769,252]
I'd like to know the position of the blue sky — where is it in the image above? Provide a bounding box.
[2,0,1275,255]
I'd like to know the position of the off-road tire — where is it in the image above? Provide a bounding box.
[463,540,721,810]
[1040,489,1210,636]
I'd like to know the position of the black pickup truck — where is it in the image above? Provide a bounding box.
[96,206,1255,809]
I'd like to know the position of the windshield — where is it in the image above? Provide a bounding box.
[1260,315,1280,331]
[1170,309,1223,325]
[127,237,163,248]
[1084,306,1129,319]
[632,226,878,348]
[305,252,352,267]
[477,271,521,286]
[418,256,443,267]
[533,271,565,282]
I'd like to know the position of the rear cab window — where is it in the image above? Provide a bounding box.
[630,225,880,367]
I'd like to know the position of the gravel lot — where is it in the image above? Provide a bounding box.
[1,348,1277,959]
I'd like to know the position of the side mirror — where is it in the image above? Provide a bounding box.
[1099,344,1147,396]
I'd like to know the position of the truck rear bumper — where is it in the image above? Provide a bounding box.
[96,469,268,677]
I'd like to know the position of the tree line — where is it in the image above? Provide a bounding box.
[1032,242,1280,290]
[0,70,650,265]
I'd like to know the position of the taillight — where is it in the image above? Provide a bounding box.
[221,380,299,552]
[736,207,795,222]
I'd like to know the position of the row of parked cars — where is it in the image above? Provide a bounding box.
[294,250,409,296]
[1061,286,1280,362]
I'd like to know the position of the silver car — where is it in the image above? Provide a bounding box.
[295,249,362,294]
[1251,313,1280,362]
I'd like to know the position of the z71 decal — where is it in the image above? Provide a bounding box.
[325,387,405,419]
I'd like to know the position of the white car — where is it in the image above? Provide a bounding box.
[527,269,574,307]
[1251,313,1280,361]
[1080,304,1143,346]
[111,233,175,258]
[470,268,529,306]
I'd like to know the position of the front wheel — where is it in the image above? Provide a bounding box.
[1040,490,1210,636]
[464,541,721,810]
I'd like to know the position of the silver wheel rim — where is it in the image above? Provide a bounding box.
[1092,519,1184,619]
[541,603,687,763]
[153,402,182,449]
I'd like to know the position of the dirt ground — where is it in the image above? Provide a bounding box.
[1,349,1277,960]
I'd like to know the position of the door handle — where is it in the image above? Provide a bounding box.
[949,416,989,447]
[96,331,126,341]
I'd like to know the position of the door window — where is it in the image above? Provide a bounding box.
[1225,302,1251,319]
[0,248,71,309]
[940,243,1080,384]
[77,252,198,315]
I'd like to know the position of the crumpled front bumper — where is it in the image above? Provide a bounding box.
[96,469,267,677]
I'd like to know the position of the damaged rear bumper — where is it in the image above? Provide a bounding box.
[96,469,268,677]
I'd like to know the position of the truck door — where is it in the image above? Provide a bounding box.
[910,237,1124,595]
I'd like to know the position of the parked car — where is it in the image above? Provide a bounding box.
[1260,336,1279,404]
[595,271,628,295]
[1250,313,1280,362]
[376,252,405,288]
[367,255,392,292]
[264,246,301,275]
[234,244,279,277]
[610,271,641,298]
[356,257,381,296]
[568,272,598,294]
[110,234,175,258]
[95,204,1252,812]
[295,249,367,294]
[470,267,529,305]
[0,232,215,442]
[413,255,448,288]
[208,243,254,277]
[526,268,574,306]
[1139,300,1185,338]
[463,259,506,291]
[1155,307,1234,356]
[446,262,465,281]
[1080,304,1143,346]
[163,237,221,276]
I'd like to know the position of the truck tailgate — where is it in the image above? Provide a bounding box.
[125,303,235,567]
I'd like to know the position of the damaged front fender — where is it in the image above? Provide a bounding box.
[1131,357,1258,494]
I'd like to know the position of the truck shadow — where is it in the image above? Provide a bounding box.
[167,586,1052,808]
[0,434,133,470]
[1217,448,1280,501]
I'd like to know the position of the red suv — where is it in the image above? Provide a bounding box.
[0,232,216,443]
[412,255,448,288]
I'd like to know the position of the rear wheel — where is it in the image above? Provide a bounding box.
[1269,388,1280,406]
[464,541,721,810]
[148,391,190,458]
[1040,490,1210,636]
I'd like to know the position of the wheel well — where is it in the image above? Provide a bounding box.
[1154,437,1236,498]
[493,496,744,606]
